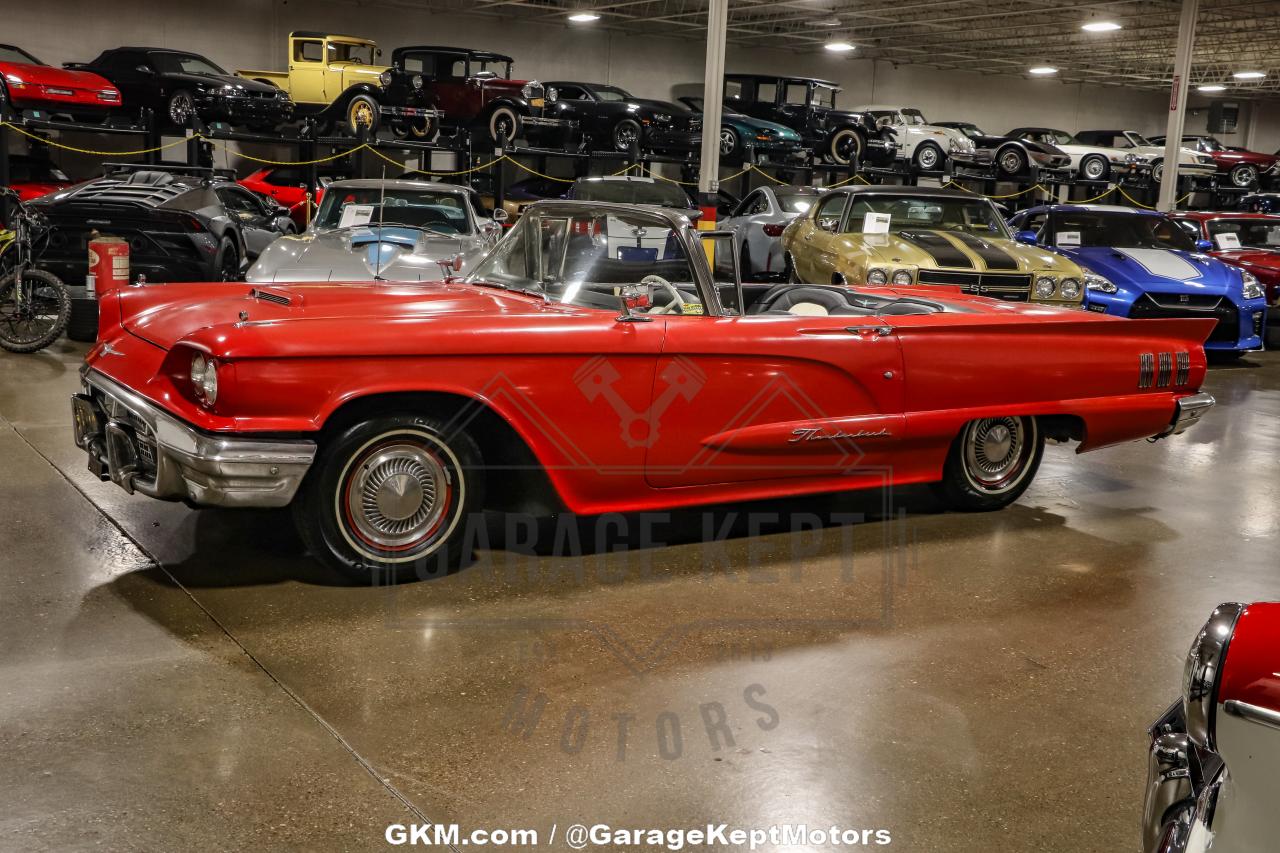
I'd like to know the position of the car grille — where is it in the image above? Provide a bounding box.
[1128,293,1240,343]
[92,386,160,483]
[916,270,1031,301]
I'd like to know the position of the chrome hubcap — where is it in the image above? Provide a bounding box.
[346,444,446,548]
[964,417,1028,492]
[1085,160,1104,179]
[919,147,937,168]
[1234,167,1257,186]
[1001,152,1022,173]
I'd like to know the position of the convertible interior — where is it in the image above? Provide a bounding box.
[742,283,954,316]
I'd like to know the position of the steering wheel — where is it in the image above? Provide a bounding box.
[639,274,687,315]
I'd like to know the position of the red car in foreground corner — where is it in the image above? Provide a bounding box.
[0,44,121,120]
[1172,211,1280,320]
[71,200,1215,582]
[1144,602,1280,853]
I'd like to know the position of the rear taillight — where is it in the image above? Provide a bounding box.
[763,223,786,237]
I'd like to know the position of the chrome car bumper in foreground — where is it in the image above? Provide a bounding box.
[71,368,315,508]
[1143,701,1226,853]
[1157,392,1215,438]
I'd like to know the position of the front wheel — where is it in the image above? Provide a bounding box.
[293,413,484,583]
[826,128,862,166]
[1080,155,1109,181]
[932,416,1044,511]
[612,118,642,152]
[392,116,437,141]
[997,146,1027,177]
[346,95,379,134]
[0,268,72,353]
[167,90,196,128]
[913,142,945,172]
[1229,164,1259,188]
[488,106,520,145]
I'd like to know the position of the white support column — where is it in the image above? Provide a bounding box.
[697,0,729,208]
[1158,0,1199,211]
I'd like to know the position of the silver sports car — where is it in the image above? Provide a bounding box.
[246,179,503,283]
[719,185,821,281]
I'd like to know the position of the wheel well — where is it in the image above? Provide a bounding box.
[831,272,847,285]
[1037,414,1085,444]
[319,391,564,515]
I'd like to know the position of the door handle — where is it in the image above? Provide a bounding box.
[846,325,893,338]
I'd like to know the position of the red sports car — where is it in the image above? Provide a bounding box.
[0,43,121,120]
[1144,602,1280,852]
[1171,211,1280,311]
[71,200,1216,582]
[3,154,76,201]
[238,165,348,228]
[1153,134,1280,189]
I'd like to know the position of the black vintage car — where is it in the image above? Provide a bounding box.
[32,164,295,284]
[69,48,293,131]
[542,81,701,154]
[721,74,896,167]
[934,121,1072,178]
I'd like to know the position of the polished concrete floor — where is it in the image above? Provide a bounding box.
[1,340,1277,852]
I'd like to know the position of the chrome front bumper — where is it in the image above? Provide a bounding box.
[71,369,315,508]
[1157,392,1215,438]
[1143,701,1225,853]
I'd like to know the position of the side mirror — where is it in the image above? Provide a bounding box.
[818,217,840,233]
[317,176,334,189]
[1196,239,1214,251]
[492,208,509,224]
[135,65,154,75]
[1015,230,1039,245]
[435,254,464,279]
[376,48,383,58]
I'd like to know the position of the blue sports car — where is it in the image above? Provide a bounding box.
[1008,204,1269,355]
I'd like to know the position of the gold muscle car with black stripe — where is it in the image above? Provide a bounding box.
[781,185,1086,305]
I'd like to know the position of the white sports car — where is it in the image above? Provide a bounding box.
[855,105,981,172]
[1008,126,1144,182]
[1074,129,1218,183]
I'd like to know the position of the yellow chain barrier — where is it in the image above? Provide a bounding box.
[505,158,579,183]
[1116,185,1193,210]
[203,138,371,166]
[0,120,189,156]
[366,145,509,177]
[944,180,1049,200]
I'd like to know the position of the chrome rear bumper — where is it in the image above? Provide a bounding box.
[72,369,315,508]
[1157,392,1215,438]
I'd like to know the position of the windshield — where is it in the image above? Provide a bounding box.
[683,97,704,112]
[0,46,42,65]
[775,189,819,214]
[474,57,511,77]
[901,108,928,125]
[958,124,984,138]
[570,179,692,209]
[1024,129,1076,146]
[313,187,473,234]
[150,52,228,76]
[843,196,1009,238]
[1206,218,1280,249]
[1048,212,1195,250]
[588,85,632,102]
[812,84,837,108]
[1199,137,1223,152]
[328,41,376,65]
[464,210,704,315]
[1125,132,1153,147]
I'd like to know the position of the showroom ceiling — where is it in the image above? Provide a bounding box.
[412,0,1280,96]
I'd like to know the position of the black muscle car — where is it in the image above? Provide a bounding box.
[542,81,700,154]
[934,122,1072,178]
[721,74,896,167]
[68,48,293,130]
[31,164,295,283]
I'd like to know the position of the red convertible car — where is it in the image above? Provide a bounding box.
[1144,602,1280,853]
[71,200,1216,582]
[0,44,121,120]
[1172,211,1280,322]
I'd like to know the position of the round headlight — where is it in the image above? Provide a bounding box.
[547,86,558,103]
[190,353,207,393]
[867,268,888,285]
[891,269,914,285]
[1059,277,1081,300]
[1183,602,1245,750]
[1035,276,1057,298]
[1242,270,1264,301]
[200,359,218,405]
[379,70,393,87]
[412,74,424,90]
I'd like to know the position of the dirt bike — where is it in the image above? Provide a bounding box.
[0,187,70,353]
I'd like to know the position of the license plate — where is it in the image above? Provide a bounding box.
[530,98,544,108]
[46,87,75,96]
[1087,303,1108,313]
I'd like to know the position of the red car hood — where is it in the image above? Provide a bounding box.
[12,180,74,202]
[1214,247,1280,270]
[0,59,116,91]
[1212,148,1278,167]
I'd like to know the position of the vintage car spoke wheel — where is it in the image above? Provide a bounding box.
[393,117,436,141]
[998,147,1027,176]
[489,107,520,144]
[295,414,483,584]
[933,416,1044,511]
[168,91,195,127]
[1081,155,1108,181]
[347,96,378,132]
[613,119,641,152]
[1230,164,1259,187]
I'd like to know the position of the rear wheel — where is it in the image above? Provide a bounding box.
[293,413,483,583]
[0,268,71,353]
[997,146,1027,177]
[214,237,240,281]
[932,416,1044,511]
[392,116,437,141]
[612,119,642,152]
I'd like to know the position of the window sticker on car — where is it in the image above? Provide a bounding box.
[863,212,891,234]
[1214,232,1242,250]
[1057,231,1082,246]
[339,204,375,228]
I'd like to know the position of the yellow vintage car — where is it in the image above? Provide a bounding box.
[781,185,1085,305]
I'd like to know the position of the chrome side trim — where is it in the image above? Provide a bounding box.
[1222,699,1280,732]
[1176,351,1190,386]
[76,368,316,509]
[1140,352,1155,388]
[1157,351,1173,387]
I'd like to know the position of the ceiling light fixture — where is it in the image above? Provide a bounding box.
[1197,84,1227,92]
[1081,21,1122,32]
[1029,66,1058,75]
[1233,71,1266,80]
[824,41,856,52]
[567,11,601,22]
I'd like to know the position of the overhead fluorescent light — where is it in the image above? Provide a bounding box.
[816,16,842,26]
[1233,71,1266,80]
[1081,21,1122,32]
[568,11,601,21]
[824,41,856,52]
[1029,66,1058,75]
[1197,84,1227,92]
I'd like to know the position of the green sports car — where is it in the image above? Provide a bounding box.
[678,97,804,164]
